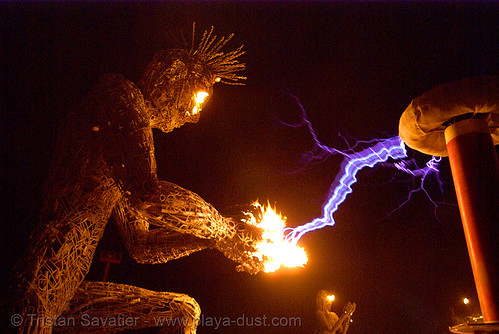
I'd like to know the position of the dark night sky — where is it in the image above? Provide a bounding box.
[1,1,498,333]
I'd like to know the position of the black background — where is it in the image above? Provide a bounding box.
[2,1,497,333]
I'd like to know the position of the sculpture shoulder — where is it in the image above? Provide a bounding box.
[92,73,145,106]
[86,73,149,127]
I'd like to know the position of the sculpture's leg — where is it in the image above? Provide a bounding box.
[12,164,122,334]
[54,281,200,334]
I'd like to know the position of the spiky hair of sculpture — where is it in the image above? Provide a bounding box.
[187,24,246,85]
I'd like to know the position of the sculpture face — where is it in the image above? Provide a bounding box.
[317,290,334,311]
[140,49,217,132]
[139,26,246,133]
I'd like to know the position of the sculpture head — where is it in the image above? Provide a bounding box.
[316,290,334,311]
[139,26,246,133]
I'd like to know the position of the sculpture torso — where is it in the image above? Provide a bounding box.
[16,73,155,319]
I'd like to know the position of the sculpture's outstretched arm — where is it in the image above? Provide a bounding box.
[112,180,265,274]
[112,195,216,264]
[130,181,236,239]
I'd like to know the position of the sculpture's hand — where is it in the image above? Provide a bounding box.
[343,302,356,315]
[215,217,266,275]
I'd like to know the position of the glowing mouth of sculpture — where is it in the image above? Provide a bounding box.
[190,91,209,116]
[245,202,308,273]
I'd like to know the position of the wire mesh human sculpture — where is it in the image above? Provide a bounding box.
[11,25,265,334]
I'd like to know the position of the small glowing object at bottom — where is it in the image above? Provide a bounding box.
[463,298,470,305]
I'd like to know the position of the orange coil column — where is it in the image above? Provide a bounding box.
[445,118,499,322]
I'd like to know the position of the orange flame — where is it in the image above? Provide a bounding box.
[191,91,209,115]
[247,202,308,272]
